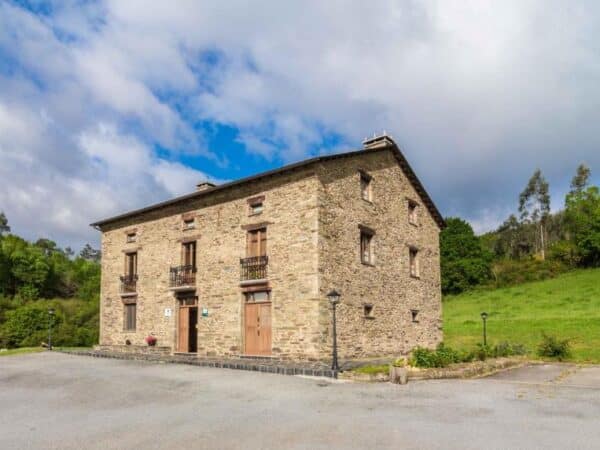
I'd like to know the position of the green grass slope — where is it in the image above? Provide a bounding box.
[443,268,600,363]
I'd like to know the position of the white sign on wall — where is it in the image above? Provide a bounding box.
[164,308,172,317]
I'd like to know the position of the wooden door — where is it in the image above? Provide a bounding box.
[178,307,189,352]
[244,302,271,355]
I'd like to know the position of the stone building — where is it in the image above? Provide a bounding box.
[92,135,445,363]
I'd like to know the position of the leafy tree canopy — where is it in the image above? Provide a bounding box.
[440,217,493,294]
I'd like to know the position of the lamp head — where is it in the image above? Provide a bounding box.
[327,289,341,305]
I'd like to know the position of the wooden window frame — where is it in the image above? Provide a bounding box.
[246,227,267,258]
[124,251,137,277]
[182,241,197,268]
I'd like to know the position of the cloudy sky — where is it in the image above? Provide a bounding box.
[1,0,599,251]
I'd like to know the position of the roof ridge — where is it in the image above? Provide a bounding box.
[91,143,444,229]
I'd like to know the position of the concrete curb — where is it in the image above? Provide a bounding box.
[58,350,337,378]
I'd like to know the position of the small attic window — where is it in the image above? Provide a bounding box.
[247,195,265,216]
[126,232,136,243]
[249,201,264,215]
[363,304,374,319]
[183,218,195,230]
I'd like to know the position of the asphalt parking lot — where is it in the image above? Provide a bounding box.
[1,353,599,450]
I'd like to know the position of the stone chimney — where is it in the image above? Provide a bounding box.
[196,181,217,192]
[362,132,396,150]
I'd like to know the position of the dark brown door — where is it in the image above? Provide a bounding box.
[244,302,271,355]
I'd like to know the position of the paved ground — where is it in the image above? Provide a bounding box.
[1,353,599,449]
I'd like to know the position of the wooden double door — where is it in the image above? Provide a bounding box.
[177,300,198,353]
[244,301,272,356]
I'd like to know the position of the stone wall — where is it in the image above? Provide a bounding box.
[317,149,443,361]
[99,167,321,360]
[99,146,442,362]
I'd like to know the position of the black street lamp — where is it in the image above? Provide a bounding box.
[480,311,488,346]
[327,289,341,378]
[48,308,55,351]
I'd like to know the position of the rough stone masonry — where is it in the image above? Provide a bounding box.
[93,135,444,363]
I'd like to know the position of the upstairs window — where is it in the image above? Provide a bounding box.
[249,201,264,215]
[247,228,267,257]
[183,217,195,230]
[125,252,137,277]
[126,232,137,243]
[182,241,197,268]
[409,247,419,278]
[363,304,374,319]
[360,171,372,202]
[247,195,265,216]
[360,230,374,265]
[408,200,419,225]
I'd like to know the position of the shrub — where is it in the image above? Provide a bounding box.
[537,333,571,360]
[493,341,527,358]
[409,343,462,368]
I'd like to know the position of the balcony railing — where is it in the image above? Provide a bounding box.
[240,256,268,281]
[169,265,197,288]
[120,274,138,294]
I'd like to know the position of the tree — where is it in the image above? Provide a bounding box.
[569,163,591,196]
[79,243,101,263]
[565,185,600,267]
[440,217,493,294]
[35,238,59,257]
[0,211,9,236]
[519,169,551,260]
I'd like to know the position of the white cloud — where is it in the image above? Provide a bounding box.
[1,0,599,248]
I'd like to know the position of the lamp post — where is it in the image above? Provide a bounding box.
[48,308,55,351]
[327,289,341,378]
[480,312,488,347]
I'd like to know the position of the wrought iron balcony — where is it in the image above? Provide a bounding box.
[240,256,268,281]
[120,274,138,294]
[169,265,197,288]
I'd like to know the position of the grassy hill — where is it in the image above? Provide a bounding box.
[443,268,600,363]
